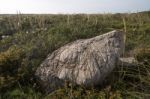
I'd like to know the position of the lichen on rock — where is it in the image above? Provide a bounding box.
[35,30,125,92]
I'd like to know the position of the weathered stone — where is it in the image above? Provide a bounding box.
[119,57,137,67]
[35,30,125,92]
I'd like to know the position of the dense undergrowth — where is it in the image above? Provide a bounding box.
[0,11,150,99]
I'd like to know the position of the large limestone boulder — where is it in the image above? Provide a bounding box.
[35,30,125,92]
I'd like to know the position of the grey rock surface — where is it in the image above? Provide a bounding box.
[35,30,125,92]
[119,57,137,67]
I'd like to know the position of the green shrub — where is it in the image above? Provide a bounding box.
[0,46,25,88]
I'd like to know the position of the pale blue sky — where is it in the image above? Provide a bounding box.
[0,0,150,14]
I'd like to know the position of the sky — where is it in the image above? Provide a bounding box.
[0,0,150,14]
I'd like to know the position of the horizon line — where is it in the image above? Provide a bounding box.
[0,10,150,15]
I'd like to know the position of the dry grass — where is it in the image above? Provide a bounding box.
[0,11,150,99]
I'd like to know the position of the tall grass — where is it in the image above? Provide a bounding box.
[0,11,150,98]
